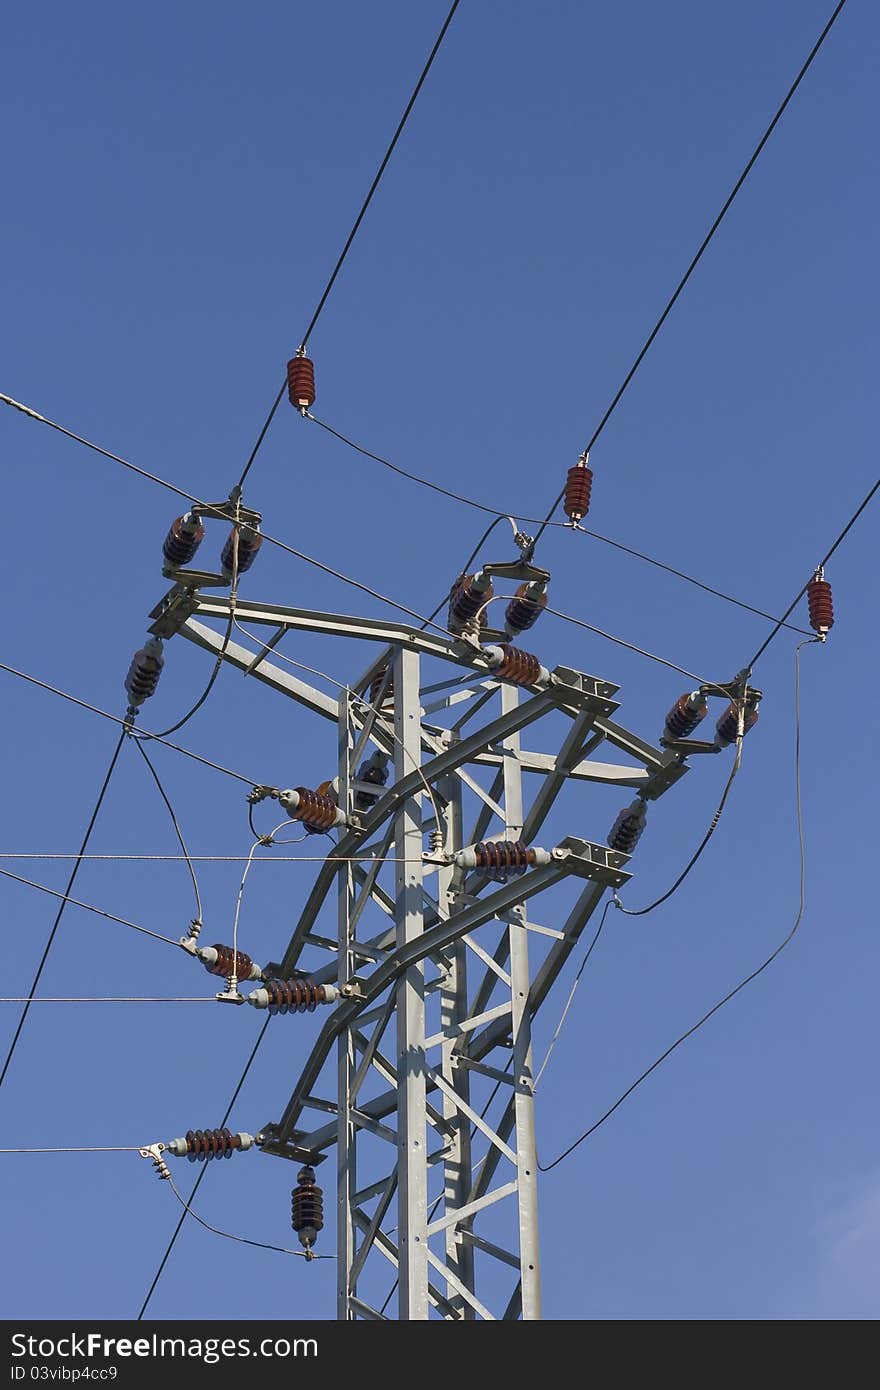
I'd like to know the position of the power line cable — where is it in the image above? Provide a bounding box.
[0,997,217,1004]
[0,731,125,1094]
[539,637,818,1173]
[236,0,462,489]
[534,899,611,1089]
[309,412,812,636]
[163,1174,333,1260]
[533,0,848,543]
[137,1017,271,1318]
[0,867,184,950]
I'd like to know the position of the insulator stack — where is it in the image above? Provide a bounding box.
[278,786,347,834]
[162,512,205,568]
[504,582,548,637]
[663,690,709,741]
[715,702,760,748]
[486,644,544,687]
[369,667,394,706]
[807,568,834,636]
[608,798,647,854]
[165,1129,255,1162]
[124,637,164,712]
[454,840,551,877]
[286,353,316,413]
[291,1166,324,1256]
[247,979,338,1013]
[448,572,493,634]
[564,454,593,524]
[198,944,262,983]
[354,752,389,810]
[221,525,262,577]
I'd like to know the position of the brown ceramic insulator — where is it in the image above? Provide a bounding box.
[292,786,339,834]
[664,693,708,741]
[262,978,328,1015]
[607,806,645,854]
[505,583,547,635]
[369,667,394,705]
[184,1128,242,1162]
[474,840,535,875]
[715,703,760,747]
[448,574,493,631]
[124,644,164,707]
[204,943,255,981]
[221,526,262,575]
[287,354,316,411]
[162,514,205,568]
[291,1166,324,1235]
[564,461,593,522]
[807,575,834,633]
[493,644,542,687]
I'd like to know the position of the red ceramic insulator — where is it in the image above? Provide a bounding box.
[564,460,593,523]
[184,1128,243,1162]
[807,573,834,634]
[473,841,536,876]
[292,786,339,834]
[715,703,759,747]
[163,513,205,568]
[663,692,708,741]
[287,354,316,411]
[261,978,329,1015]
[505,583,547,635]
[221,526,262,575]
[493,645,542,687]
[204,944,255,981]
[448,574,493,632]
[291,1166,324,1240]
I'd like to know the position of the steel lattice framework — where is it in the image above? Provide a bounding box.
[150,578,690,1320]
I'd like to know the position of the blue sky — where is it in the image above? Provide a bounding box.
[0,1,876,1320]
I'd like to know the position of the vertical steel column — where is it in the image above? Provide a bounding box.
[337,689,358,1318]
[438,774,475,1315]
[500,682,542,1319]
[393,644,429,1319]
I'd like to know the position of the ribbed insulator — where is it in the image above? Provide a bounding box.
[608,800,647,854]
[715,703,759,747]
[292,786,340,834]
[162,513,205,568]
[505,583,547,636]
[564,459,593,523]
[124,638,164,709]
[291,1166,324,1242]
[203,943,257,982]
[448,574,493,632]
[493,644,542,687]
[261,978,329,1015]
[473,840,536,877]
[663,692,708,741]
[287,354,316,412]
[183,1128,244,1162]
[807,573,834,634]
[221,526,262,576]
[369,667,393,706]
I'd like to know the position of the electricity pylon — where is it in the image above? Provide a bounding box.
[150,567,689,1320]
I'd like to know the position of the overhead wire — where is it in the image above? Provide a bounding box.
[236,0,463,489]
[0,731,126,1094]
[534,899,611,1089]
[539,637,819,1173]
[533,0,849,543]
[129,737,203,935]
[163,1173,333,1260]
[0,867,186,950]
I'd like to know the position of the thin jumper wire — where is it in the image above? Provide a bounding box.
[539,638,818,1173]
[164,1174,334,1260]
[0,1146,146,1154]
[129,736,202,933]
[0,867,183,949]
[0,853,450,863]
[308,413,811,637]
[0,393,455,641]
[0,730,126,1094]
[0,656,257,785]
[534,899,611,1089]
[534,0,849,541]
[230,819,297,985]
[137,1018,271,1318]
[236,0,462,490]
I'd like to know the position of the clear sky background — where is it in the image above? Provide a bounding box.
[0,1,876,1321]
